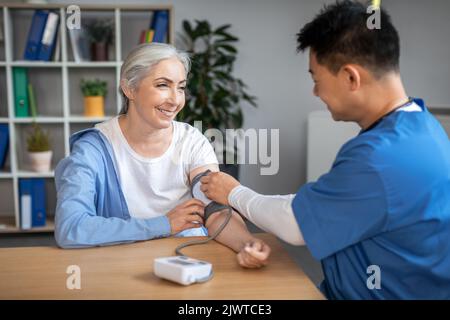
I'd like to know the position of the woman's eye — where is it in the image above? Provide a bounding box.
[178,87,186,91]
[157,83,168,87]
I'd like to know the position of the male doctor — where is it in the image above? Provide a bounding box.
[200,1,450,299]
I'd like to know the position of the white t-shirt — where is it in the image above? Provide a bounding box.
[96,117,218,219]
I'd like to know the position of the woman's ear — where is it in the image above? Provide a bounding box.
[340,64,361,91]
[120,79,135,101]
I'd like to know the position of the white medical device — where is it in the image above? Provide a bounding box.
[153,256,213,285]
[153,170,232,286]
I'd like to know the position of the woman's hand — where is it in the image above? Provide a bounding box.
[200,172,240,206]
[237,238,271,269]
[166,199,205,235]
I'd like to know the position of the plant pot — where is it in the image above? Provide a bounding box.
[84,96,105,117]
[91,42,109,61]
[28,150,53,172]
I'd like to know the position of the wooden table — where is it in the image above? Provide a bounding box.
[0,233,324,299]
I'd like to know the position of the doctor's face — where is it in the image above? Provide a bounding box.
[130,57,187,129]
[308,50,355,121]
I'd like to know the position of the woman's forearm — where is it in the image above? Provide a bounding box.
[205,209,255,252]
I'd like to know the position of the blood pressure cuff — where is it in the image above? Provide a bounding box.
[191,170,231,223]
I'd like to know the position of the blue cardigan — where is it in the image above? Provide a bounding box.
[54,128,206,248]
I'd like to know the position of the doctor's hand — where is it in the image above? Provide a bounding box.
[237,239,271,269]
[166,199,205,235]
[200,172,240,206]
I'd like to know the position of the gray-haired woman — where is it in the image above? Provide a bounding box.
[54,43,270,268]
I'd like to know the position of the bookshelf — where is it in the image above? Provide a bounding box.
[0,3,173,234]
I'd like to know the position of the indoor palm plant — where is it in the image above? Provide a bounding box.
[177,20,257,177]
[27,122,52,172]
[81,78,107,117]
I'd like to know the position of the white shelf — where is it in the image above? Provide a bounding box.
[10,61,63,67]
[13,116,64,123]
[0,216,55,234]
[0,3,173,233]
[17,170,55,178]
[66,62,119,68]
[69,115,113,123]
[0,172,13,179]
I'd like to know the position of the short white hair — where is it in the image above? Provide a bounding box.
[119,43,191,114]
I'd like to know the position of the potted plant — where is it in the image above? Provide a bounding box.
[81,79,107,117]
[177,20,257,178]
[26,122,52,172]
[86,19,114,61]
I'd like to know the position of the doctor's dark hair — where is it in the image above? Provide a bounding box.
[119,43,190,114]
[296,0,400,78]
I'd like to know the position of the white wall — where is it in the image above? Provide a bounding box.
[50,0,450,195]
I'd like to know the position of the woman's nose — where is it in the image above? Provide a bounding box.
[168,88,184,105]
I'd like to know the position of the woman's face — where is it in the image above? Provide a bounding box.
[128,57,187,130]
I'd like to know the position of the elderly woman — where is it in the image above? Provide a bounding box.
[54,43,270,268]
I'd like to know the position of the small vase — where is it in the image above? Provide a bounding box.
[84,96,105,117]
[28,150,53,173]
[91,42,109,61]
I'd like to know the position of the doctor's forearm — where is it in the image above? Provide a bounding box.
[228,185,305,246]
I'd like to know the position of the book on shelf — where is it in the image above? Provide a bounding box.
[139,29,154,44]
[68,26,91,62]
[150,10,169,43]
[27,83,38,118]
[19,178,47,229]
[23,10,60,61]
[13,67,29,117]
[138,10,168,44]
[0,124,9,169]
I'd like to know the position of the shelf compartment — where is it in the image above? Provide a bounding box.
[14,123,65,173]
[9,8,62,62]
[68,67,117,118]
[66,10,116,63]
[12,67,63,117]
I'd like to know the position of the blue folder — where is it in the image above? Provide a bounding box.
[19,178,46,228]
[151,10,169,43]
[23,10,49,60]
[0,124,9,169]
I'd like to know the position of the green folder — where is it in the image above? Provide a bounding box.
[13,67,29,118]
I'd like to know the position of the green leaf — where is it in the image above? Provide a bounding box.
[213,24,231,34]
[215,31,239,42]
[215,44,237,54]
[182,20,193,37]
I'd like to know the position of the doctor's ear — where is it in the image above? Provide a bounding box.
[340,64,361,91]
[120,79,135,101]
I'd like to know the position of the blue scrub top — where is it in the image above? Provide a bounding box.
[292,98,450,299]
